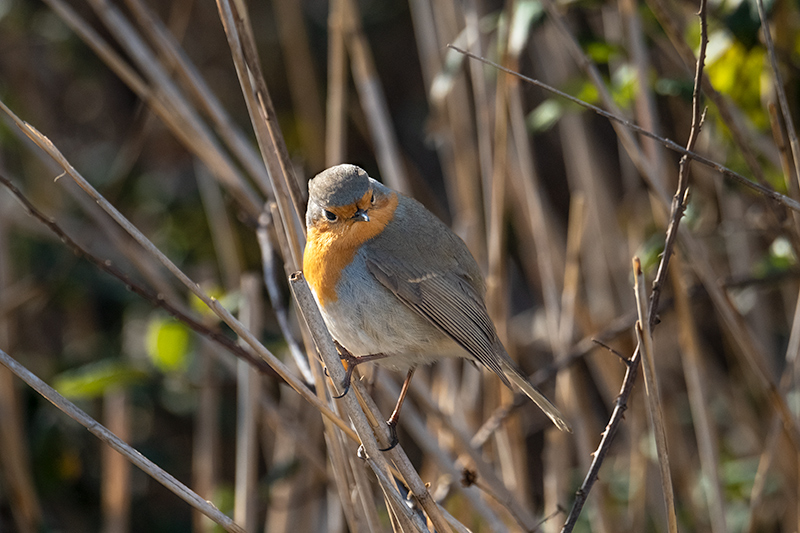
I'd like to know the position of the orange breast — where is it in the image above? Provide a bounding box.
[303,192,398,306]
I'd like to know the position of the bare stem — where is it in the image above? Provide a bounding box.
[560,0,708,529]
[0,348,246,533]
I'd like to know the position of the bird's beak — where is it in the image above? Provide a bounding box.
[352,208,369,222]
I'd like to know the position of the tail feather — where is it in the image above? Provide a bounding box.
[501,361,572,433]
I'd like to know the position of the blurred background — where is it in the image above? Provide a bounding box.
[0,0,799,531]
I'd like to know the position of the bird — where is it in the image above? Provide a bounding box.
[302,164,571,442]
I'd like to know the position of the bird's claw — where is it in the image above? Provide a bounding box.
[332,363,355,399]
[379,420,399,452]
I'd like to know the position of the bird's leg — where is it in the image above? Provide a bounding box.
[332,341,391,399]
[380,367,416,452]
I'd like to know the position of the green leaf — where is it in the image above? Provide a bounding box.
[146,317,192,373]
[527,99,563,132]
[54,359,148,399]
[585,41,620,64]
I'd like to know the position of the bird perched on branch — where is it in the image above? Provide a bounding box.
[303,164,571,444]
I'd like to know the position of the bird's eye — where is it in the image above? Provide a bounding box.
[324,210,337,222]
[370,193,375,204]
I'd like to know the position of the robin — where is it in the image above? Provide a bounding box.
[303,164,571,442]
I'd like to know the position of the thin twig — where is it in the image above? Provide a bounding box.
[591,339,630,365]
[449,46,800,214]
[0,173,276,378]
[0,348,246,533]
[0,98,356,441]
[560,0,708,528]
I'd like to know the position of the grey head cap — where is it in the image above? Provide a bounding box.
[308,164,372,208]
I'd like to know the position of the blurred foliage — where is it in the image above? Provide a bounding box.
[145,318,193,374]
[54,359,149,399]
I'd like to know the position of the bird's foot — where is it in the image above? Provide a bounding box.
[379,419,399,452]
[330,341,390,399]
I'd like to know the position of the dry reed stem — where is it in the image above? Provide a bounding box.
[101,387,131,533]
[430,11,488,266]
[0,98,357,440]
[756,0,800,190]
[671,257,728,533]
[193,343,221,533]
[233,273,262,531]
[271,0,326,171]
[82,0,263,217]
[486,48,510,357]
[326,0,348,167]
[0,348,246,533]
[485,37,527,500]
[345,448,384,532]
[121,0,274,199]
[0,173,274,376]
[451,47,800,214]
[633,258,678,533]
[374,379,508,530]
[215,0,305,265]
[560,1,709,527]
[507,77,561,349]
[404,377,539,528]
[463,0,494,204]
[289,272,451,533]
[340,0,412,196]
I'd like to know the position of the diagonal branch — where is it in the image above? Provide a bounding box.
[0,173,277,378]
[0,348,246,533]
[450,46,800,214]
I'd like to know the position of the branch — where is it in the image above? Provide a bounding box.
[0,348,246,533]
[0,173,277,378]
[560,0,709,529]
[449,45,800,214]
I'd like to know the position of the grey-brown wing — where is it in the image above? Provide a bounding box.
[365,257,509,385]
